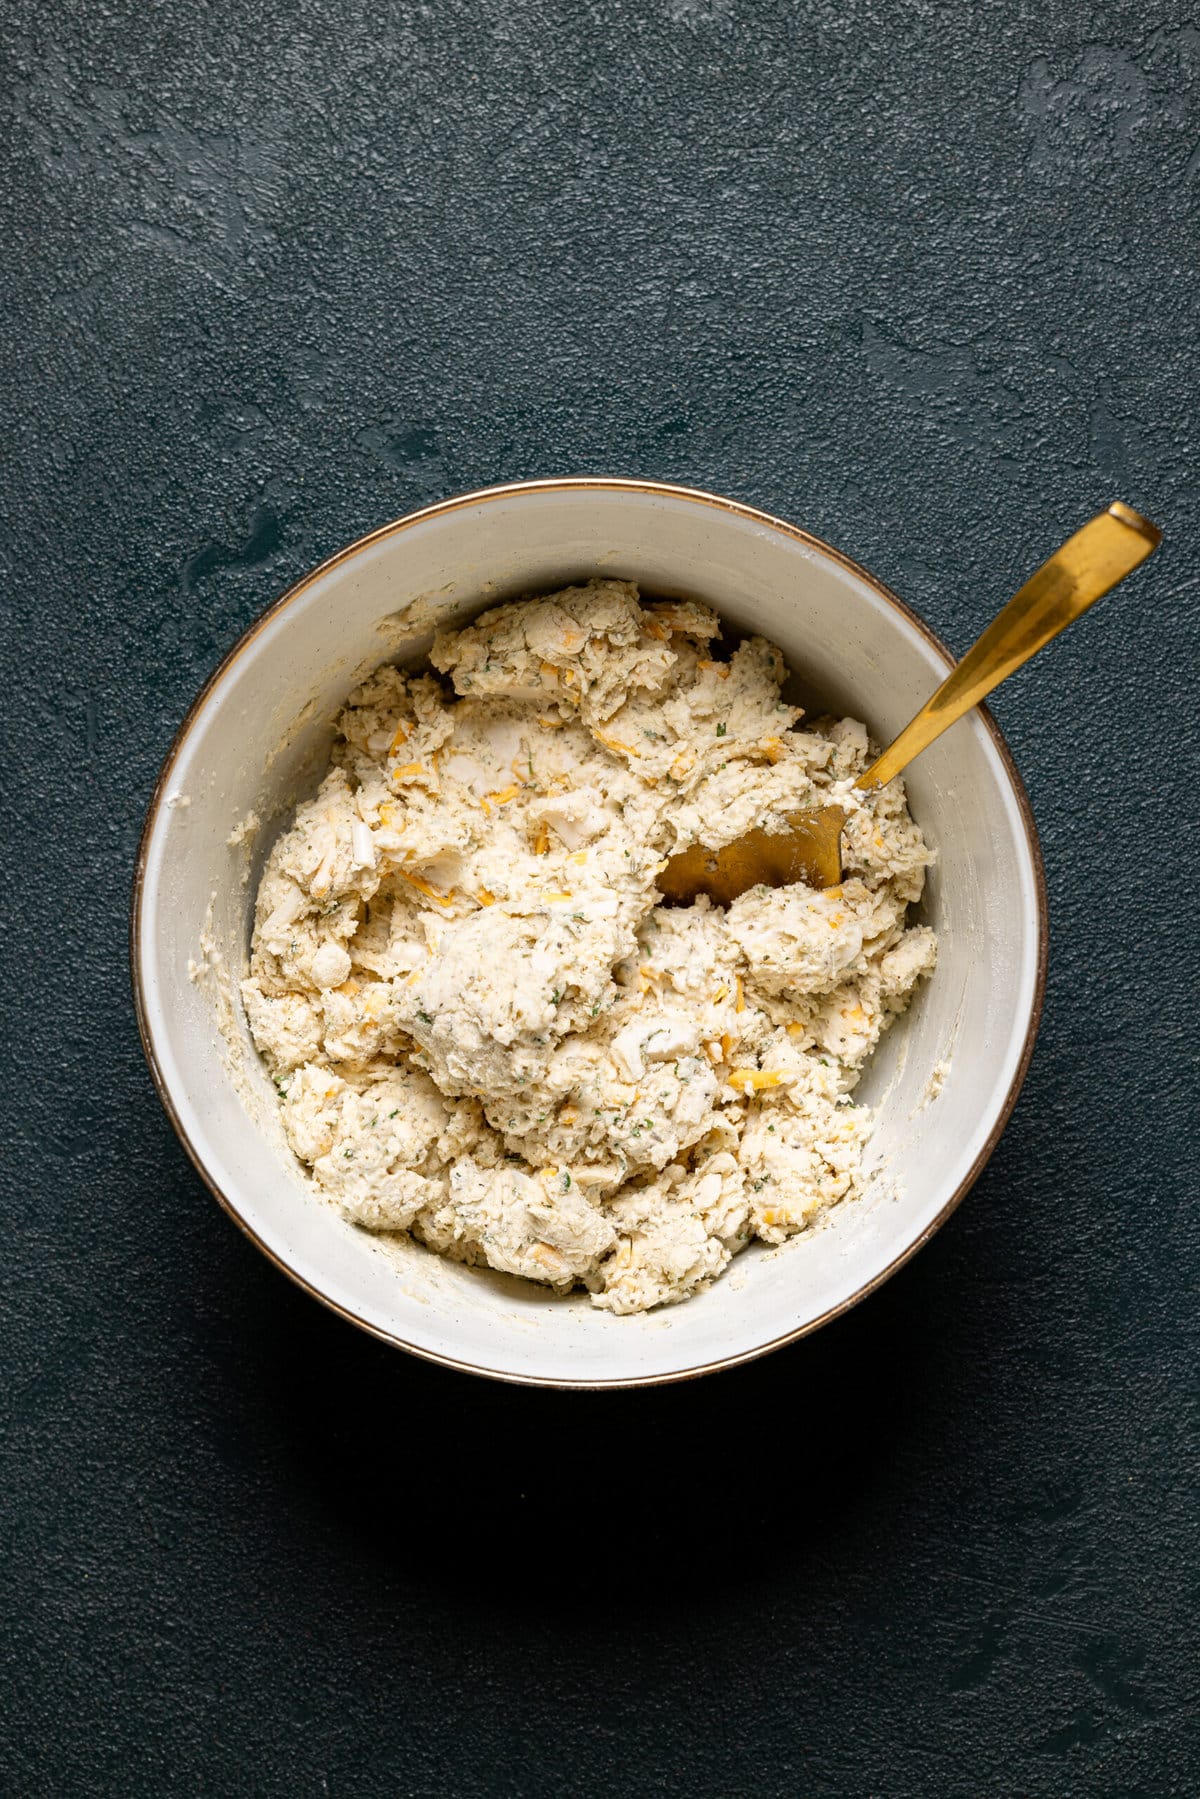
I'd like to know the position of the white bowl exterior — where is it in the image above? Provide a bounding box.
[136,483,1042,1385]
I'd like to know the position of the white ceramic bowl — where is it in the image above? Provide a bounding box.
[133,479,1045,1387]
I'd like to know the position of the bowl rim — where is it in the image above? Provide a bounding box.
[130,476,1048,1388]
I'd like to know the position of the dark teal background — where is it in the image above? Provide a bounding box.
[3,3,1198,1794]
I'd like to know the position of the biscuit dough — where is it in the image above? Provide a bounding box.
[243,581,936,1312]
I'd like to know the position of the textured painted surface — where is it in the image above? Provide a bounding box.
[2,1,1199,1792]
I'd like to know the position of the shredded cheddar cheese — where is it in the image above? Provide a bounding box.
[400,871,455,905]
[728,1068,785,1092]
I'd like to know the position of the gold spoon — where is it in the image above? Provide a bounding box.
[659,501,1161,906]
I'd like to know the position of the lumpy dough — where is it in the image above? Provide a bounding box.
[243,581,937,1313]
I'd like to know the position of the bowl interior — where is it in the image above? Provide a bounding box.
[135,481,1043,1386]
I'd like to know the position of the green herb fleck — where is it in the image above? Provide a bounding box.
[716,723,727,737]
[417,1010,433,1025]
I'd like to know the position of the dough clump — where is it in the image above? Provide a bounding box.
[244,582,936,1313]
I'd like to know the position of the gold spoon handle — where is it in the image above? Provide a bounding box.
[858,501,1162,792]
